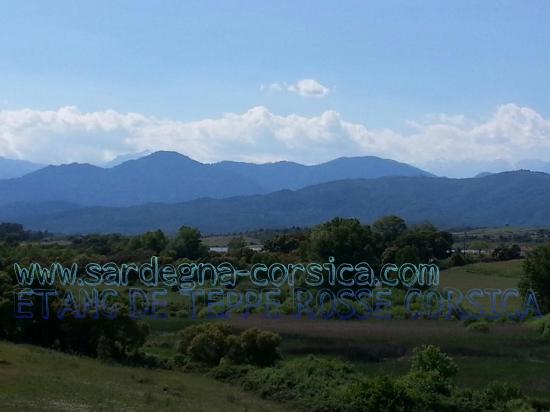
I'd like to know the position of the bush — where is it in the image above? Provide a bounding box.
[400,344,459,409]
[529,313,550,338]
[450,253,467,267]
[229,328,281,366]
[520,245,550,313]
[186,325,229,365]
[466,319,491,333]
[345,376,414,412]
[232,344,534,412]
[0,271,150,362]
[56,312,150,361]
[210,357,255,381]
[391,305,408,319]
[177,323,281,367]
[481,382,526,410]
[176,323,232,354]
[96,335,116,361]
[409,345,458,380]
[242,355,357,410]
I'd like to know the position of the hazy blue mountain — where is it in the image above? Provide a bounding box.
[0,201,81,221]
[216,155,433,190]
[0,151,433,207]
[101,151,152,168]
[515,159,550,174]
[474,172,494,178]
[11,170,550,234]
[0,157,44,179]
[0,152,264,206]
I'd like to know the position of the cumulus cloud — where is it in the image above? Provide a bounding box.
[260,78,330,98]
[1,103,550,177]
[259,83,283,93]
[287,79,330,98]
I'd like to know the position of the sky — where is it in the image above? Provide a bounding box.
[0,1,549,177]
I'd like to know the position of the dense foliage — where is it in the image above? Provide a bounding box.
[520,245,550,314]
[176,323,281,367]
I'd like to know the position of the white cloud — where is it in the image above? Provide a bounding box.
[259,82,283,93]
[287,79,330,97]
[260,79,330,98]
[1,103,550,177]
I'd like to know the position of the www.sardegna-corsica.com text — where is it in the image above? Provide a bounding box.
[13,256,440,289]
[12,257,541,321]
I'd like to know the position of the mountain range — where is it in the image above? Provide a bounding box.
[0,151,432,207]
[0,157,44,179]
[4,169,550,234]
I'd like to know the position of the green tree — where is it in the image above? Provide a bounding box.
[264,233,305,254]
[227,236,247,256]
[128,230,168,254]
[520,245,550,313]
[409,344,458,380]
[307,217,380,265]
[168,226,208,260]
[492,244,522,261]
[227,328,282,366]
[0,222,26,243]
[400,345,458,409]
[372,215,407,245]
[392,224,453,264]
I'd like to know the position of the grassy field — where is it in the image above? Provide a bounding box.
[0,341,285,412]
[354,355,550,400]
[224,315,550,400]
[220,260,549,400]
[4,259,549,409]
[439,259,523,311]
[440,259,524,285]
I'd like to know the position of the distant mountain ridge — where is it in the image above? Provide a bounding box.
[8,170,550,234]
[0,151,432,207]
[0,157,44,179]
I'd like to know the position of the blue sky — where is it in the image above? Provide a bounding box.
[1,1,550,176]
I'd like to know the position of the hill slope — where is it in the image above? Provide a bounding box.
[0,341,283,411]
[10,170,550,234]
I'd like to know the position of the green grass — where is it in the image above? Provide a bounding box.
[439,260,524,312]
[230,313,550,400]
[441,259,524,283]
[0,341,285,412]
[353,355,550,401]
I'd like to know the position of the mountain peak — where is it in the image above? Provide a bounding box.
[113,151,202,169]
[143,151,197,162]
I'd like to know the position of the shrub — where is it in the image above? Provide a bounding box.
[466,319,491,333]
[520,244,550,314]
[409,345,458,379]
[57,312,150,360]
[450,253,467,267]
[210,357,255,381]
[528,313,550,339]
[176,323,232,354]
[391,305,408,319]
[232,328,281,366]
[483,382,524,404]
[96,335,115,361]
[186,326,229,365]
[345,376,414,412]
[177,324,281,367]
[242,355,357,410]
[400,344,459,409]
[502,399,535,412]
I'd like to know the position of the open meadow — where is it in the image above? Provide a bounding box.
[0,341,284,412]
